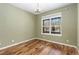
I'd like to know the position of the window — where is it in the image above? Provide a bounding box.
[43,19,50,33]
[41,12,62,36]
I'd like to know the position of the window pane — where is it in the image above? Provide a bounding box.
[51,25,61,34]
[51,17,61,34]
[51,17,61,25]
[43,19,50,27]
[43,27,49,33]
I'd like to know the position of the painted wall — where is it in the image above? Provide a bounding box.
[78,4,79,48]
[36,4,77,46]
[0,3,78,48]
[0,4,36,48]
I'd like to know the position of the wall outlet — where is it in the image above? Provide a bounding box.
[11,40,15,43]
[78,44,79,46]
[0,43,2,45]
[66,40,69,43]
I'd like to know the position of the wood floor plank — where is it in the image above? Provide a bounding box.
[15,40,40,55]
[25,41,47,55]
[0,39,78,55]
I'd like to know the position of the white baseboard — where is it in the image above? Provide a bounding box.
[0,38,78,51]
[0,38,34,50]
[34,38,78,49]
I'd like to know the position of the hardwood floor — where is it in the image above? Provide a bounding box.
[0,39,78,55]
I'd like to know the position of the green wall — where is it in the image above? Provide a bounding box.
[36,4,77,46]
[78,4,79,48]
[0,3,78,48]
[0,4,36,48]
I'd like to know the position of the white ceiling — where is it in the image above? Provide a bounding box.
[11,3,71,15]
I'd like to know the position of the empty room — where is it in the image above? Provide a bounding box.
[0,3,79,55]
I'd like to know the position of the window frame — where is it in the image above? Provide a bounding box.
[41,12,62,36]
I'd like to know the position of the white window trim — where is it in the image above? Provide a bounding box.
[41,12,62,36]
